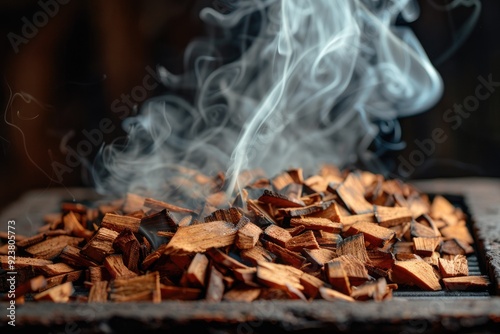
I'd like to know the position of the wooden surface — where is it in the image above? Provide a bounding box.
[1,178,500,333]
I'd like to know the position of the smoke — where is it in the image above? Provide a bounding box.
[93,0,443,208]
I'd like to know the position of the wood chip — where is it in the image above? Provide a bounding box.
[438,255,469,278]
[34,282,74,302]
[442,276,490,291]
[390,260,441,291]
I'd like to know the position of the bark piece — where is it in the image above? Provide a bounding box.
[390,260,441,291]
[88,280,109,303]
[25,236,84,260]
[81,228,119,263]
[164,221,238,255]
[290,217,342,233]
[34,282,74,302]
[438,255,469,278]
[101,213,141,233]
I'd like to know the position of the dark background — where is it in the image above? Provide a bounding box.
[0,0,499,213]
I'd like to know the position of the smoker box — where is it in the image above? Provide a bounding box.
[1,177,499,333]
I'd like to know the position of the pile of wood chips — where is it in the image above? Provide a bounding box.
[0,165,490,303]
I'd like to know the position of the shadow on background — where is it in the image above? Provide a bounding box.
[0,0,499,213]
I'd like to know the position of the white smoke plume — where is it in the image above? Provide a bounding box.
[93,0,443,208]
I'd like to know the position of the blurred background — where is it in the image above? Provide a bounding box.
[0,0,499,213]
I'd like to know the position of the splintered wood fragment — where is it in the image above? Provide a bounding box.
[16,233,46,248]
[247,199,277,225]
[265,242,306,268]
[206,248,248,270]
[184,253,209,288]
[104,254,138,279]
[263,224,292,247]
[160,285,202,300]
[351,278,389,301]
[336,173,373,214]
[164,221,238,255]
[34,282,74,302]
[318,286,355,302]
[300,272,325,299]
[430,195,456,218]
[441,238,473,255]
[440,224,474,245]
[374,206,413,227]
[256,261,304,291]
[325,261,351,295]
[43,271,83,291]
[442,276,490,291]
[278,201,335,218]
[143,197,195,214]
[15,276,47,297]
[236,221,262,250]
[258,189,305,208]
[110,271,161,302]
[81,228,119,263]
[63,211,93,239]
[411,220,441,238]
[390,260,441,291]
[302,248,337,268]
[204,207,243,224]
[101,213,141,233]
[205,267,225,302]
[25,235,84,260]
[240,245,275,265]
[112,228,141,273]
[122,193,146,214]
[337,234,370,264]
[285,230,320,251]
[232,268,258,287]
[347,222,396,248]
[304,201,341,222]
[0,256,52,269]
[339,213,375,232]
[88,280,108,302]
[413,237,442,257]
[36,263,76,276]
[331,255,370,286]
[89,266,112,283]
[223,287,261,302]
[59,245,98,268]
[314,230,342,249]
[438,255,468,278]
[290,217,342,234]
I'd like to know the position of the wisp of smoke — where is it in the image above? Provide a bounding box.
[93,0,443,209]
